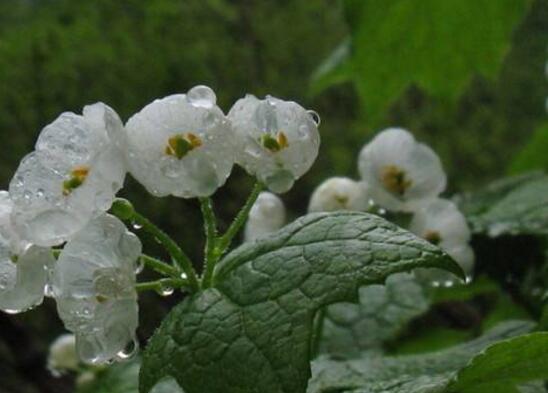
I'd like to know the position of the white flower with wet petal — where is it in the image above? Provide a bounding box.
[244,192,286,242]
[52,214,142,365]
[9,103,126,247]
[410,198,475,277]
[0,191,53,314]
[308,177,370,213]
[358,128,446,212]
[228,94,320,193]
[48,334,79,374]
[123,86,235,198]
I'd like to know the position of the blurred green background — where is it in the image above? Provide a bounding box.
[0,0,546,392]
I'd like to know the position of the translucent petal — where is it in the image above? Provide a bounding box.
[124,87,235,198]
[9,103,126,246]
[228,95,320,193]
[53,214,141,364]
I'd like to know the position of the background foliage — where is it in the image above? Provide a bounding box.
[0,0,546,392]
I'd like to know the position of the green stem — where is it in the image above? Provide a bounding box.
[131,211,200,292]
[199,197,218,288]
[140,254,180,278]
[135,277,189,293]
[217,181,264,257]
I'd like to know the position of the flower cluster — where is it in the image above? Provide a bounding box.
[245,128,474,284]
[0,85,321,366]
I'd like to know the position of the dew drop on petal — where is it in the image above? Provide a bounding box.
[134,258,144,275]
[115,337,139,361]
[187,85,216,109]
[307,110,321,126]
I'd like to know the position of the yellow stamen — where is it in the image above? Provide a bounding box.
[260,131,290,153]
[165,133,203,159]
[63,165,90,196]
[380,165,412,196]
[424,230,442,245]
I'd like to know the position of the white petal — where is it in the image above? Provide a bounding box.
[244,192,286,242]
[410,198,471,247]
[228,95,320,193]
[358,128,446,212]
[9,103,126,246]
[308,177,369,213]
[53,214,141,364]
[124,87,235,198]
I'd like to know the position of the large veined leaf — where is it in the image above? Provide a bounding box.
[139,212,462,393]
[447,331,548,392]
[456,172,548,236]
[320,272,429,358]
[341,0,530,124]
[307,321,538,393]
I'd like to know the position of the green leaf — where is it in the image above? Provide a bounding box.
[320,272,429,358]
[309,38,353,96]
[447,332,548,392]
[307,321,534,393]
[140,212,463,393]
[343,0,531,124]
[510,122,548,175]
[457,172,548,236]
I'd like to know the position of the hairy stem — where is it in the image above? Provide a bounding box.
[135,277,189,293]
[130,211,200,292]
[217,181,264,258]
[141,254,181,278]
[199,197,219,288]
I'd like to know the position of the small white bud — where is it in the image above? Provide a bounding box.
[244,192,286,242]
[48,334,79,374]
[308,177,369,213]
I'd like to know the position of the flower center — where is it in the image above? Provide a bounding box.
[63,165,90,196]
[380,165,412,196]
[93,267,133,303]
[334,194,349,207]
[424,230,442,245]
[260,131,289,153]
[165,133,202,159]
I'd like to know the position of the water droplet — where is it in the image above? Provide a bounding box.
[132,222,143,230]
[134,258,144,275]
[157,282,174,297]
[115,338,139,361]
[180,272,188,280]
[36,188,45,198]
[23,190,32,201]
[307,110,321,126]
[377,208,387,216]
[187,85,216,108]
[44,283,55,297]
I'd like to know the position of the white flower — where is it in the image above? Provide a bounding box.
[52,214,142,364]
[410,198,475,276]
[244,192,286,242]
[358,128,446,212]
[123,86,235,198]
[308,177,370,213]
[9,103,126,247]
[48,334,79,373]
[228,94,320,193]
[0,191,53,313]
